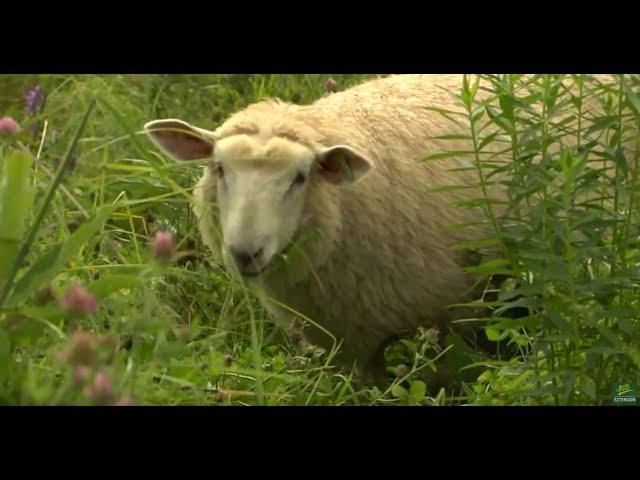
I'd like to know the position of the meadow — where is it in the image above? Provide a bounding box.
[0,74,639,406]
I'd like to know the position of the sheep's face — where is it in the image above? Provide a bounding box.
[213,135,316,276]
[144,118,375,277]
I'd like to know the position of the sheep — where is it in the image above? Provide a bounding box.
[142,74,631,385]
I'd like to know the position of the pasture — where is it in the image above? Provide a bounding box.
[0,74,638,406]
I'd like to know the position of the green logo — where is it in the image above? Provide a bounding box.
[611,382,638,405]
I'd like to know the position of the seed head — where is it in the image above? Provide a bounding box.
[395,364,410,378]
[425,328,440,345]
[324,77,338,92]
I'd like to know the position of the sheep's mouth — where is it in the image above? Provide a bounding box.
[240,267,264,278]
[231,221,317,279]
[240,242,296,279]
[239,232,304,279]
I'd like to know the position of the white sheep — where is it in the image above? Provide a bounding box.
[142,74,627,384]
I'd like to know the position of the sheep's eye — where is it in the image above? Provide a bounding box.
[214,163,225,179]
[292,172,306,186]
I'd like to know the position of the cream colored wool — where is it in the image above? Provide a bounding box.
[145,74,627,382]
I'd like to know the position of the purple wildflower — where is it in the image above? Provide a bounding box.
[60,284,98,314]
[83,372,114,404]
[56,329,97,366]
[151,230,176,261]
[24,86,46,137]
[25,86,45,116]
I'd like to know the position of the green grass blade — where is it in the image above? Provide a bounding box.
[0,150,36,289]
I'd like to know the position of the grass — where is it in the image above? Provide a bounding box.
[0,74,639,406]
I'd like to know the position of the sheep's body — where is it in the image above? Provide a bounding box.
[192,74,500,377]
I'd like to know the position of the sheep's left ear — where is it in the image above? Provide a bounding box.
[316,145,375,185]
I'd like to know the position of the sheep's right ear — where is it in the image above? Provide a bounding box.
[316,145,374,185]
[144,119,214,161]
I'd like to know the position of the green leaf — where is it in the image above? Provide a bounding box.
[5,311,57,345]
[464,258,512,275]
[585,115,617,135]
[409,380,427,403]
[622,81,640,118]
[498,94,515,122]
[391,384,408,399]
[423,150,472,161]
[8,205,116,305]
[444,332,480,383]
[399,339,417,356]
[485,327,503,342]
[486,105,514,134]
[472,107,485,124]
[478,131,500,151]
[580,377,596,400]
[0,150,36,287]
[613,147,628,178]
[0,329,10,383]
[432,134,472,141]
[547,311,576,340]
[598,326,640,366]
[491,316,539,330]
[451,235,501,250]
[87,273,144,299]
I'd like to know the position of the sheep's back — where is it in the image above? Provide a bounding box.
[263,75,494,362]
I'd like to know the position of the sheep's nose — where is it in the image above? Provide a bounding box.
[230,247,264,272]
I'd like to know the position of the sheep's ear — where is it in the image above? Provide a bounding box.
[316,145,374,185]
[144,119,214,161]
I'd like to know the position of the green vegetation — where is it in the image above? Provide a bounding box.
[0,74,638,406]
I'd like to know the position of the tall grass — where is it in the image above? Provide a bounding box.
[446,74,640,405]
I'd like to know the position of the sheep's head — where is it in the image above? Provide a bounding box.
[144,118,374,277]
